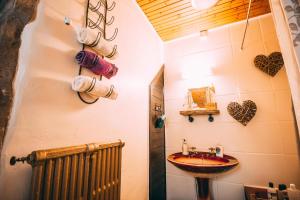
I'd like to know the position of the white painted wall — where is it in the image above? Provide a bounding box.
[0,0,163,199]
[164,14,300,200]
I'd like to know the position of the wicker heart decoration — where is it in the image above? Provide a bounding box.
[254,52,284,76]
[227,100,257,126]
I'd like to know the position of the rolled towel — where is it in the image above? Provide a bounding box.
[75,50,118,79]
[76,27,118,59]
[72,75,118,100]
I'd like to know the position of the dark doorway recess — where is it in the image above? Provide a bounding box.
[149,66,166,200]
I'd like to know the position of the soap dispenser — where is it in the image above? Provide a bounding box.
[216,144,224,158]
[182,139,189,156]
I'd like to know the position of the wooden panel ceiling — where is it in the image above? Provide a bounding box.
[137,0,271,41]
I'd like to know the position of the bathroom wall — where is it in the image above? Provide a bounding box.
[0,0,163,199]
[164,14,300,200]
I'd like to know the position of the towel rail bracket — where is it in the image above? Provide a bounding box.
[10,155,33,166]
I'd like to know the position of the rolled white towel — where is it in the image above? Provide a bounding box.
[72,75,118,100]
[76,27,118,59]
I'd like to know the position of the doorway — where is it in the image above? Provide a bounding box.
[149,66,166,200]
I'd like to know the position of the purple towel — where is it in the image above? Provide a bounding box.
[75,50,118,79]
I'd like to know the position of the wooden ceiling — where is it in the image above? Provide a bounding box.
[137,0,271,41]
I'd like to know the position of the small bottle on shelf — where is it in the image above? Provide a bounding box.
[287,184,300,200]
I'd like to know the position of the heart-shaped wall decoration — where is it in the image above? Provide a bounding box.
[254,52,284,77]
[227,100,257,126]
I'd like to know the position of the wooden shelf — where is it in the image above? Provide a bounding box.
[179,109,220,116]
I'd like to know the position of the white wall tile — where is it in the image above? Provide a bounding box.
[216,152,249,184]
[215,182,245,200]
[166,175,196,200]
[230,19,262,46]
[274,90,293,121]
[241,122,284,153]
[240,92,277,122]
[219,122,284,154]
[165,98,187,123]
[240,154,287,186]
[264,39,281,53]
[282,155,300,186]
[278,121,300,154]
[165,26,231,56]
[164,14,299,200]
[232,43,273,93]
[214,95,239,122]
[271,68,291,91]
[259,15,278,44]
[165,123,186,149]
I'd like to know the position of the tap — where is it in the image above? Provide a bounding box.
[189,147,197,155]
[208,147,216,156]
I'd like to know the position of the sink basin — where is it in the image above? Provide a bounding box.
[167,152,239,177]
[167,152,239,200]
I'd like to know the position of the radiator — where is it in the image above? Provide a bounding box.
[25,141,125,200]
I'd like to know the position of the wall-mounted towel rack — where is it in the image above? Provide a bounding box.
[65,0,118,104]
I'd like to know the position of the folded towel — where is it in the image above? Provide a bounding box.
[75,50,118,79]
[72,75,118,100]
[76,27,118,59]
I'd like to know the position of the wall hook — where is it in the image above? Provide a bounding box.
[10,155,32,166]
[76,0,118,104]
[106,16,115,26]
[89,0,103,12]
[88,15,104,30]
[208,114,214,122]
[104,28,118,41]
[89,32,102,47]
[106,45,118,58]
[107,1,116,11]
[188,115,194,123]
[64,16,71,25]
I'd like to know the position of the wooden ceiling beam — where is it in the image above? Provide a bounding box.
[156,0,267,33]
[147,0,231,20]
[159,6,269,37]
[160,8,269,40]
[142,0,191,12]
[159,6,268,36]
[136,0,271,41]
[145,0,188,13]
[150,0,250,25]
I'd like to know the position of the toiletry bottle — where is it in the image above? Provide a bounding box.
[216,145,224,158]
[287,184,300,200]
[268,182,278,200]
[182,139,189,156]
[278,184,289,200]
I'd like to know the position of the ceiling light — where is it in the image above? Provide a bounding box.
[191,0,219,10]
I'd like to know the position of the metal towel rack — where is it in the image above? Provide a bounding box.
[66,0,118,104]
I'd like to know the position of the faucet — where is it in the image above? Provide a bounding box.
[208,147,216,156]
[189,147,197,155]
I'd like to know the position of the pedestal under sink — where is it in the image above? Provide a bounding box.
[167,152,239,200]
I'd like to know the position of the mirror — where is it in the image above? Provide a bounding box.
[187,86,217,110]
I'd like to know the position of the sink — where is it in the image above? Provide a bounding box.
[167,152,239,177]
[167,152,239,200]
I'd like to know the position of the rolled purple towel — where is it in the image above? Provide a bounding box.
[75,50,118,79]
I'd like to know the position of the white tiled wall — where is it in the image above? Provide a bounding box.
[164,14,300,200]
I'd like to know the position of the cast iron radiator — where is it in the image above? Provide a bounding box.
[22,141,124,200]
